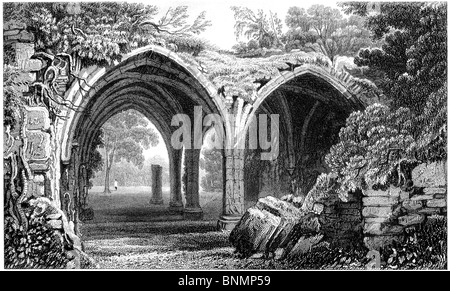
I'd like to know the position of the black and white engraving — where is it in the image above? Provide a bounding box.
[2,1,447,270]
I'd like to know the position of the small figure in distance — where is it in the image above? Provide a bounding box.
[114,179,118,191]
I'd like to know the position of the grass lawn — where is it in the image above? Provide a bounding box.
[86,186,223,223]
[81,186,241,269]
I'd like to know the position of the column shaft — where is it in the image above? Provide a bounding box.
[183,148,203,220]
[218,149,245,230]
[169,149,184,212]
[150,164,163,205]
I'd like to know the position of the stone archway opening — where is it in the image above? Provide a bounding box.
[243,69,365,208]
[58,48,228,232]
[81,108,175,224]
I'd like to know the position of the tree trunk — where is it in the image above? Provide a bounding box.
[103,166,111,194]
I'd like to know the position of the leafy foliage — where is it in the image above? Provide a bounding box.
[100,110,159,193]
[4,2,212,66]
[91,156,170,187]
[325,104,415,195]
[231,7,283,50]
[283,5,376,62]
[343,2,447,114]
[4,214,68,269]
[411,85,447,162]
[380,216,447,270]
[180,49,331,101]
[164,35,208,56]
[301,173,338,211]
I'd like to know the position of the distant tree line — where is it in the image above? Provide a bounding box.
[91,154,170,188]
[231,4,381,62]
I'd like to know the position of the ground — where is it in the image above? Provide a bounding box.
[81,186,258,269]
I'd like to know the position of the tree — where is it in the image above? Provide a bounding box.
[200,148,223,192]
[3,2,211,66]
[341,2,447,115]
[230,6,284,51]
[284,5,374,62]
[100,110,158,193]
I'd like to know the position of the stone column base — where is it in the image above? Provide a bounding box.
[168,201,184,213]
[150,197,164,205]
[217,214,242,231]
[183,207,203,220]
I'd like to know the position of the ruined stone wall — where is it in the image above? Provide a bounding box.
[299,173,363,248]
[4,21,40,73]
[362,161,447,250]
[3,23,91,268]
[318,191,363,247]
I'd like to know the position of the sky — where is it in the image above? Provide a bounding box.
[139,0,341,50]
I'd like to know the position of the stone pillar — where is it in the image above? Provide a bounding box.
[169,149,184,212]
[183,148,203,220]
[150,164,163,205]
[218,149,245,230]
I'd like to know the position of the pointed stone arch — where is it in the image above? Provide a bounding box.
[57,46,230,220]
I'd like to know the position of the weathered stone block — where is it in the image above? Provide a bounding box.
[47,213,62,220]
[426,199,446,208]
[47,219,63,229]
[24,106,50,131]
[24,131,51,161]
[388,186,402,197]
[3,29,21,36]
[363,189,389,197]
[434,194,446,199]
[12,42,38,71]
[402,200,423,211]
[4,20,27,30]
[362,206,393,218]
[30,174,46,197]
[363,196,398,207]
[423,187,446,194]
[398,214,424,226]
[410,194,435,201]
[418,208,441,215]
[25,59,44,71]
[5,31,34,42]
[412,162,446,188]
[28,162,49,172]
